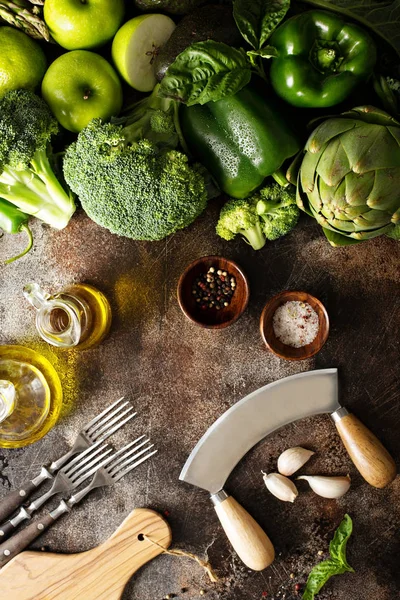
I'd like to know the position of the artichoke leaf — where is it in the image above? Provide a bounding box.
[340,125,400,173]
[300,148,323,194]
[353,210,395,229]
[367,168,400,211]
[342,106,400,127]
[316,137,351,186]
[306,118,356,154]
[345,170,375,205]
[323,227,362,247]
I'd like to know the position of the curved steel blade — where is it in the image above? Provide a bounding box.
[180,369,339,495]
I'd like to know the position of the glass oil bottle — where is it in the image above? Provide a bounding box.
[24,282,112,350]
[0,345,63,448]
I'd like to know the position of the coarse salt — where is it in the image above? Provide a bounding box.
[272,301,319,348]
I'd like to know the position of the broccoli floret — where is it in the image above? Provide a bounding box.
[216,197,266,250]
[63,118,207,241]
[256,183,300,240]
[0,90,75,229]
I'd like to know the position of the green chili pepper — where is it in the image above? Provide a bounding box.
[0,198,33,264]
[269,10,377,108]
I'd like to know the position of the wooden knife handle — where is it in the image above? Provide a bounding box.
[334,413,397,488]
[213,494,275,571]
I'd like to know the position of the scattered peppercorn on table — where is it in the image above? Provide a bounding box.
[0,209,399,600]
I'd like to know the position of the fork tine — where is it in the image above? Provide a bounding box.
[113,449,158,482]
[88,405,136,440]
[85,401,131,437]
[70,448,113,484]
[83,396,126,432]
[108,444,154,477]
[91,410,137,442]
[60,439,103,473]
[72,450,115,488]
[63,443,109,477]
[106,438,150,472]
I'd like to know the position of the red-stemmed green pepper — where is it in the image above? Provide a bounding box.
[269,10,377,108]
[0,198,33,264]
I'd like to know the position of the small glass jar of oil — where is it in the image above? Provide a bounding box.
[23,282,112,350]
[0,345,63,448]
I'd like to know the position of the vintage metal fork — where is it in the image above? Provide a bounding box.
[0,440,115,540]
[0,439,157,567]
[0,397,136,523]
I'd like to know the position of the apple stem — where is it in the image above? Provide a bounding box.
[83,89,91,101]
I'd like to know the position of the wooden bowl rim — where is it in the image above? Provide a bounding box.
[177,255,250,329]
[259,290,330,360]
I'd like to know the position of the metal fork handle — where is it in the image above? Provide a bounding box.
[0,501,70,569]
[0,467,52,524]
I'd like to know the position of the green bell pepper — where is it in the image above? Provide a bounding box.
[180,86,300,199]
[269,10,377,108]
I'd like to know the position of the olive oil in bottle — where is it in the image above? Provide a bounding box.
[23,282,112,350]
[0,345,63,448]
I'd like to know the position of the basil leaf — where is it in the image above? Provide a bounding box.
[329,513,354,569]
[247,46,279,59]
[302,559,350,600]
[158,41,251,106]
[302,514,354,600]
[233,0,290,49]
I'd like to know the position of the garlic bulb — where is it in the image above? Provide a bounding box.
[262,472,298,503]
[277,447,315,476]
[297,475,351,499]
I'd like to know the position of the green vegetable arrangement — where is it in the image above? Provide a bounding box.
[63,88,208,241]
[290,105,400,245]
[0,90,75,236]
[303,514,354,600]
[216,183,299,250]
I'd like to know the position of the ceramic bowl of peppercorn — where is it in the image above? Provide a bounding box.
[177,255,249,329]
[260,290,329,360]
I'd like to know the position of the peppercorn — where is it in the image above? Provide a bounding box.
[191,267,236,311]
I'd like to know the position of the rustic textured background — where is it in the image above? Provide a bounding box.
[0,204,399,600]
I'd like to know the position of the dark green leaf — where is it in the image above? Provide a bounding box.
[302,515,355,600]
[158,41,251,106]
[247,46,279,59]
[299,0,400,58]
[329,514,355,569]
[233,0,290,49]
[302,559,350,600]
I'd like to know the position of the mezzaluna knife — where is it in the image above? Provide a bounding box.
[180,369,396,571]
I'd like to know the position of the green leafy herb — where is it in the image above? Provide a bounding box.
[303,514,355,600]
[158,41,251,106]
[247,46,279,59]
[233,0,290,49]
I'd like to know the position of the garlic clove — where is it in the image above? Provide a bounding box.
[262,472,298,503]
[297,475,351,499]
[277,447,315,476]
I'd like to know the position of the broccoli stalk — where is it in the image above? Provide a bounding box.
[0,90,75,229]
[216,198,266,250]
[113,84,189,153]
[216,181,300,250]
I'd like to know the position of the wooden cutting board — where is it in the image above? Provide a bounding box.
[0,508,171,600]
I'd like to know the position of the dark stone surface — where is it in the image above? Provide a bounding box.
[0,205,399,600]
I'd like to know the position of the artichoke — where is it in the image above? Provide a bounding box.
[292,105,400,246]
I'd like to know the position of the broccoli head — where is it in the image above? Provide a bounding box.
[256,183,300,240]
[216,197,266,250]
[0,89,75,229]
[216,182,299,250]
[63,119,208,241]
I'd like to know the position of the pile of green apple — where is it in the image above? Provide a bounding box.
[4,0,178,132]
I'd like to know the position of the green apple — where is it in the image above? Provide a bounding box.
[44,0,124,50]
[41,51,123,133]
[112,14,176,92]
